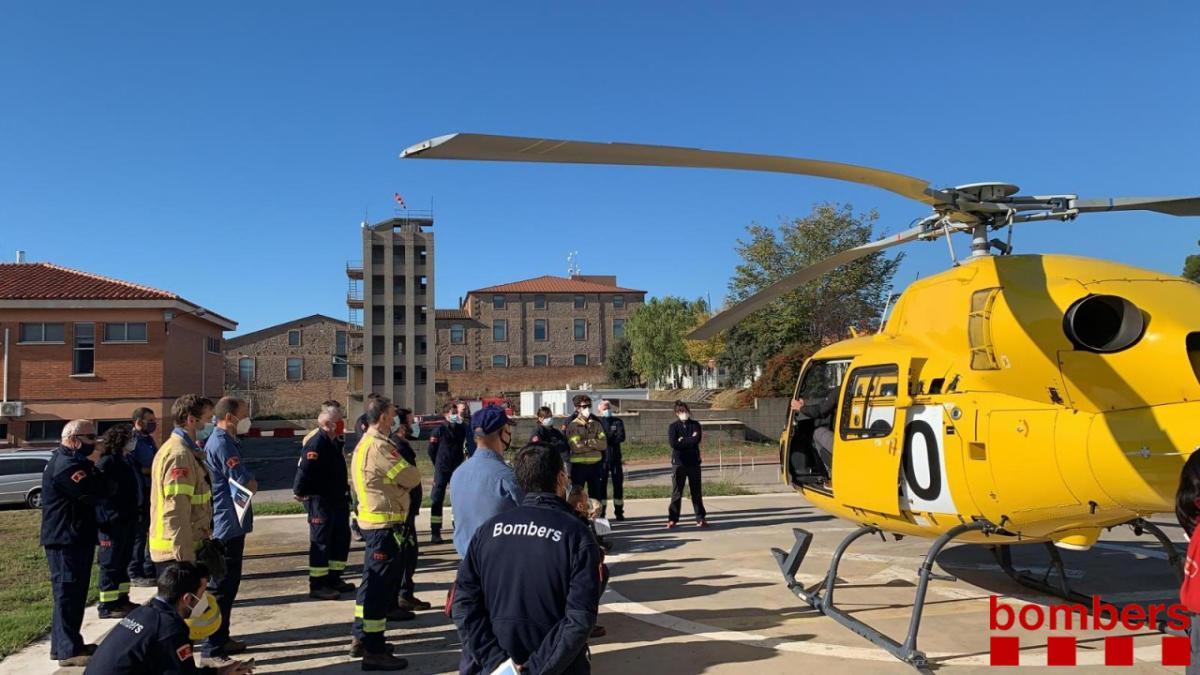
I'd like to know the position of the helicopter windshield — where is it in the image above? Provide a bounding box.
[798,359,851,399]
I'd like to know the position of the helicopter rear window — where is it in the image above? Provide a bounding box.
[1188,333,1200,387]
[840,365,898,440]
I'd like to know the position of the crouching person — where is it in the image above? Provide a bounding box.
[452,443,602,674]
[86,562,251,674]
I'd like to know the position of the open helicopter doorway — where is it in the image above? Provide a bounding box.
[785,358,850,490]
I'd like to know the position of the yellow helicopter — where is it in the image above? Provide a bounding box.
[401,133,1200,669]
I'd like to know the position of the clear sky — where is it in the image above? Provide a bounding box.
[2,3,1198,335]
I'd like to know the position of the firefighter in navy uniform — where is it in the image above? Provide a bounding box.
[596,400,627,521]
[427,403,467,545]
[85,562,251,675]
[42,419,116,667]
[530,406,569,466]
[96,424,142,619]
[294,403,353,600]
[452,443,602,675]
[349,395,421,670]
[391,408,432,613]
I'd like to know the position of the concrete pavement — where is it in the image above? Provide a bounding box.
[3,492,1189,674]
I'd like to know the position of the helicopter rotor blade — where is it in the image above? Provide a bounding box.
[687,220,934,341]
[1072,196,1200,217]
[402,133,942,206]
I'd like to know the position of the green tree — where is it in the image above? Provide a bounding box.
[1184,240,1200,282]
[605,337,639,387]
[626,296,707,388]
[721,203,902,383]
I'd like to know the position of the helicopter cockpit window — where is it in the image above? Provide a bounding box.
[840,365,898,440]
[798,359,850,400]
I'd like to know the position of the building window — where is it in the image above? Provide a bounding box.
[417,366,428,385]
[574,319,587,341]
[533,354,548,367]
[534,294,546,310]
[26,420,67,442]
[371,365,384,384]
[372,306,385,325]
[333,330,348,378]
[492,355,508,368]
[72,323,95,375]
[534,319,547,341]
[103,322,148,343]
[450,323,465,344]
[573,354,588,366]
[493,295,506,310]
[450,355,465,371]
[18,322,65,343]
[394,306,407,323]
[493,319,507,342]
[372,275,386,295]
[287,357,303,381]
[574,295,586,309]
[393,366,406,384]
[613,318,625,339]
[238,357,255,386]
[206,336,221,354]
[371,245,384,265]
[613,294,625,309]
[288,329,302,346]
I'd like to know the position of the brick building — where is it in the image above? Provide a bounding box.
[433,275,645,396]
[223,314,350,418]
[0,262,235,447]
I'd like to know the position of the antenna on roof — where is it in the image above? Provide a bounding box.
[15,250,26,264]
[567,251,581,278]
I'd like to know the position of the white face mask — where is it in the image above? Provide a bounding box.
[677,413,690,422]
[235,416,252,436]
[390,416,401,433]
[182,590,210,620]
[540,417,555,427]
[579,407,591,417]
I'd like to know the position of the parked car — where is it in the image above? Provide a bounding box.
[0,451,53,508]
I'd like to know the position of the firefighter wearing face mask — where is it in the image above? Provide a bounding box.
[564,394,607,510]
[426,402,468,545]
[349,395,421,670]
[530,406,569,466]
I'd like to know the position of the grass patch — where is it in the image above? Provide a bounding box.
[620,441,776,465]
[622,481,754,499]
[0,509,99,659]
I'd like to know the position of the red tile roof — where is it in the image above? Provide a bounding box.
[0,262,180,300]
[468,275,645,295]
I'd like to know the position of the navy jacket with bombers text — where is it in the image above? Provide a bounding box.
[84,597,200,674]
[452,493,602,675]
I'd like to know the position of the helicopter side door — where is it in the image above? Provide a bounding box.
[832,361,911,516]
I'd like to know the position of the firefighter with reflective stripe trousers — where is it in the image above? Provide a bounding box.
[564,394,607,508]
[149,394,225,647]
[349,395,422,670]
[295,401,354,600]
[427,402,468,544]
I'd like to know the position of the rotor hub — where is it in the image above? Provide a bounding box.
[951,182,1021,202]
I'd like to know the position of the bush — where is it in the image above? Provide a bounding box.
[737,342,814,406]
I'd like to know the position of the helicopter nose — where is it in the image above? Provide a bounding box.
[1089,401,1200,514]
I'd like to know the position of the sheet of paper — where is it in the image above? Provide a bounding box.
[489,659,519,675]
[229,477,254,526]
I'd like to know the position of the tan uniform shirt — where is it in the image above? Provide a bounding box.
[566,416,607,465]
[351,427,421,529]
[149,432,213,562]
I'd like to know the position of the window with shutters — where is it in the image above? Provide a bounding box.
[968,288,1002,370]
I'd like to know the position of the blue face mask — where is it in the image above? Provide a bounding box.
[196,421,215,443]
[410,421,421,438]
[603,409,613,418]
[449,415,461,424]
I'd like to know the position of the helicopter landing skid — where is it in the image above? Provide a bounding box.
[772,521,996,673]
[991,518,1186,635]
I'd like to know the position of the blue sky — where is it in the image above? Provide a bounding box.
[2,3,1198,335]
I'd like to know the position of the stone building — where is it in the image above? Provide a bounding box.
[223,314,349,418]
[345,214,436,415]
[433,274,645,396]
[0,260,234,447]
